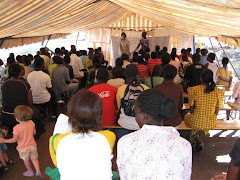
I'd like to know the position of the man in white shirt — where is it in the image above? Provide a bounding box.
[70,50,84,78]
[27,57,52,104]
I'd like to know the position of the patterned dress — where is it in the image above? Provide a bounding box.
[185,85,225,134]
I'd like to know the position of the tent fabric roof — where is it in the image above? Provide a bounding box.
[0,0,240,48]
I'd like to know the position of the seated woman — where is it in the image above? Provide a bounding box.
[49,89,116,180]
[117,89,192,180]
[184,69,225,151]
[107,66,126,89]
[145,65,164,88]
[216,57,233,90]
[1,64,33,133]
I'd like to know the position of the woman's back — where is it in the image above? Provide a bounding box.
[117,125,192,180]
[57,131,115,180]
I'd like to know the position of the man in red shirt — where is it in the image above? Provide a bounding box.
[147,52,162,76]
[89,68,117,126]
[137,56,148,80]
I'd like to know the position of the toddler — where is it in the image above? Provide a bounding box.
[0,105,42,178]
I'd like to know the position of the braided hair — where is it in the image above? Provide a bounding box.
[137,89,177,122]
[201,69,216,93]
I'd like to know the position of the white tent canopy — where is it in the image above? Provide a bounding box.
[0,0,240,48]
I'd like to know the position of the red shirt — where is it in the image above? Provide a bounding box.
[89,84,117,126]
[137,64,148,79]
[147,58,162,76]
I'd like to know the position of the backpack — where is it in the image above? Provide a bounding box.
[121,80,144,117]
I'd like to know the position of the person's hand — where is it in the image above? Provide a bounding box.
[0,138,5,143]
[1,129,7,137]
[211,174,227,180]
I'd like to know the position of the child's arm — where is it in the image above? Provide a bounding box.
[0,135,18,144]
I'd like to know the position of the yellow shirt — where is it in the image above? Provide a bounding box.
[216,67,233,87]
[116,84,149,108]
[48,64,57,80]
[86,58,95,73]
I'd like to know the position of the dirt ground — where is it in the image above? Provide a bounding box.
[0,119,238,180]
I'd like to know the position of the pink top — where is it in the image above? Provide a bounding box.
[13,120,37,150]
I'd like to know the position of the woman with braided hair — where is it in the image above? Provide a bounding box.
[185,69,225,151]
[117,89,192,180]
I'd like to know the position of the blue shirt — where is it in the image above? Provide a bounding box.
[199,55,208,65]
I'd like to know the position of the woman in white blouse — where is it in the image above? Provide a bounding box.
[117,89,192,180]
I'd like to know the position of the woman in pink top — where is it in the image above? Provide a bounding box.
[0,105,41,178]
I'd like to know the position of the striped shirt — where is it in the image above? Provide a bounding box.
[137,64,148,79]
[147,58,162,76]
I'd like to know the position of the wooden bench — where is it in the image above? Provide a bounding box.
[104,120,240,143]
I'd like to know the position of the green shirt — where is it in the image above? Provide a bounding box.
[145,76,164,88]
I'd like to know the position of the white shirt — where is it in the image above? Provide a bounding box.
[117,125,192,180]
[57,131,113,180]
[70,54,84,77]
[208,62,218,83]
[169,60,181,72]
[27,71,52,104]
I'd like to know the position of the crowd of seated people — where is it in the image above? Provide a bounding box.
[0,44,239,179]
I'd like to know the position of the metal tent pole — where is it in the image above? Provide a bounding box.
[209,37,220,67]
[216,38,239,80]
[45,34,52,47]
[75,32,79,47]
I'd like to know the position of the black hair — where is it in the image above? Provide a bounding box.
[201,49,208,55]
[55,48,61,55]
[161,53,171,66]
[144,53,150,61]
[192,53,201,63]
[121,54,129,61]
[155,45,160,52]
[171,48,177,60]
[152,65,162,77]
[22,55,31,66]
[71,49,77,54]
[151,52,157,59]
[82,50,87,55]
[196,48,201,54]
[112,66,126,79]
[142,32,147,37]
[201,69,216,93]
[187,48,192,53]
[116,58,123,67]
[162,47,168,52]
[9,63,21,78]
[34,55,44,69]
[121,32,126,38]
[182,55,188,61]
[9,53,15,59]
[28,54,33,60]
[208,53,216,62]
[222,57,229,65]
[96,68,109,83]
[64,55,71,64]
[162,64,177,80]
[53,56,63,64]
[133,52,138,57]
[137,89,177,122]
[16,55,23,63]
[7,57,15,66]
[137,56,144,64]
[98,47,102,52]
[181,48,186,54]
[61,47,66,51]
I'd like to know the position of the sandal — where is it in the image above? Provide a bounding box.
[6,160,16,165]
[23,171,34,177]
[3,166,8,172]
[195,142,206,152]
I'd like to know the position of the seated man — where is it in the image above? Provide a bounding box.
[27,57,52,105]
[89,68,118,126]
[184,53,206,88]
[117,64,149,131]
[52,56,78,101]
[154,65,183,128]
[70,49,84,79]
[147,51,162,76]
